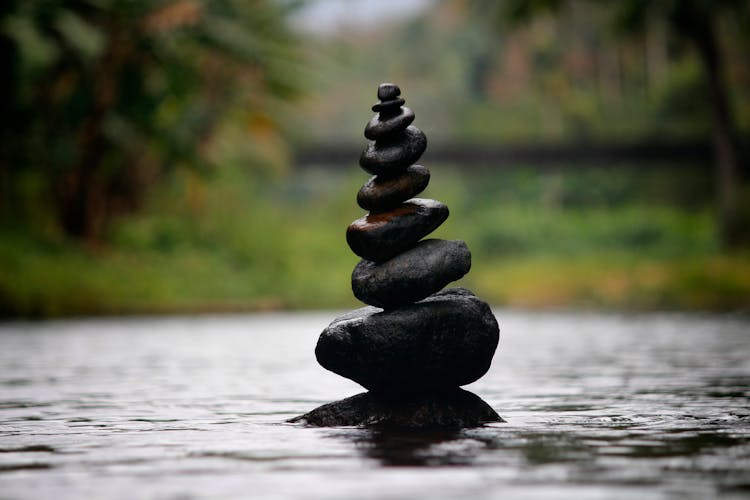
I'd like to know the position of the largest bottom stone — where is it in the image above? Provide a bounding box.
[315,287,499,393]
[289,389,503,428]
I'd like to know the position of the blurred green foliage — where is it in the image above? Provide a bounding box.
[297,0,750,143]
[1,162,748,317]
[1,0,749,316]
[0,0,302,239]
[493,0,750,246]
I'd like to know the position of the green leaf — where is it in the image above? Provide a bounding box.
[55,10,105,60]
[1,13,58,70]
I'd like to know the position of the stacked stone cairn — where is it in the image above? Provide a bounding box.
[291,84,502,428]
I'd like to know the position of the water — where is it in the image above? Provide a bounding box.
[1,310,749,499]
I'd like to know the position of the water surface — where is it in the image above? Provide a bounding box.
[1,310,749,499]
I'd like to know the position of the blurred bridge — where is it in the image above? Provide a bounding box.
[293,138,749,169]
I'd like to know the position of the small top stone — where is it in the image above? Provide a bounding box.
[378,83,401,101]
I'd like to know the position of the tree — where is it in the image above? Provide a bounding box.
[483,0,748,247]
[0,0,302,240]
[602,0,747,247]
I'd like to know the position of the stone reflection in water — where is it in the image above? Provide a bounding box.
[292,83,501,428]
[350,429,483,467]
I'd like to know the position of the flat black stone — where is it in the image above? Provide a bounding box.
[364,107,415,140]
[288,389,503,428]
[315,288,500,393]
[359,126,427,176]
[377,83,401,101]
[372,97,405,112]
[357,164,429,211]
[352,239,470,309]
[346,198,448,262]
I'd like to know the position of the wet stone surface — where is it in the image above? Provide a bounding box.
[290,389,503,429]
[377,83,401,101]
[335,82,492,432]
[346,198,448,262]
[372,97,406,113]
[359,125,427,175]
[351,239,471,309]
[315,288,500,393]
[356,164,430,212]
[364,106,415,140]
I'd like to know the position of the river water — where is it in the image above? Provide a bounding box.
[1,310,748,499]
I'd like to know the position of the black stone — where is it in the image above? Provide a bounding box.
[372,98,405,113]
[357,164,430,211]
[359,126,427,176]
[377,83,401,101]
[364,107,415,140]
[352,239,470,308]
[288,389,503,428]
[315,288,500,393]
[346,198,448,262]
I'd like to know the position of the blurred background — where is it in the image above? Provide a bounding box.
[0,0,748,317]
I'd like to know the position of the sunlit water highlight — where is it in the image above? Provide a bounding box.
[1,310,749,499]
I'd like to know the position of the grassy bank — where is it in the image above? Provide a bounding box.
[1,164,748,317]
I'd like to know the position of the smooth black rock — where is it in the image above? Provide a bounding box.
[359,126,427,176]
[364,107,415,140]
[352,239,470,309]
[315,287,500,393]
[372,97,405,113]
[346,198,448,262]
[377,83,401,101]
[288,389,503,428]
[357,164,430,211]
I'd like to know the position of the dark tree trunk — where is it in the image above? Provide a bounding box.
[680,7,744,247]
[468,48,495,100]
[56,22,124,241]
[0,2,19,222]
[0,34,13,221]
[58,126,107,239]
[55,97,109,240]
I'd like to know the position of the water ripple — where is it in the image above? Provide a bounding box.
[0,311,748,499]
